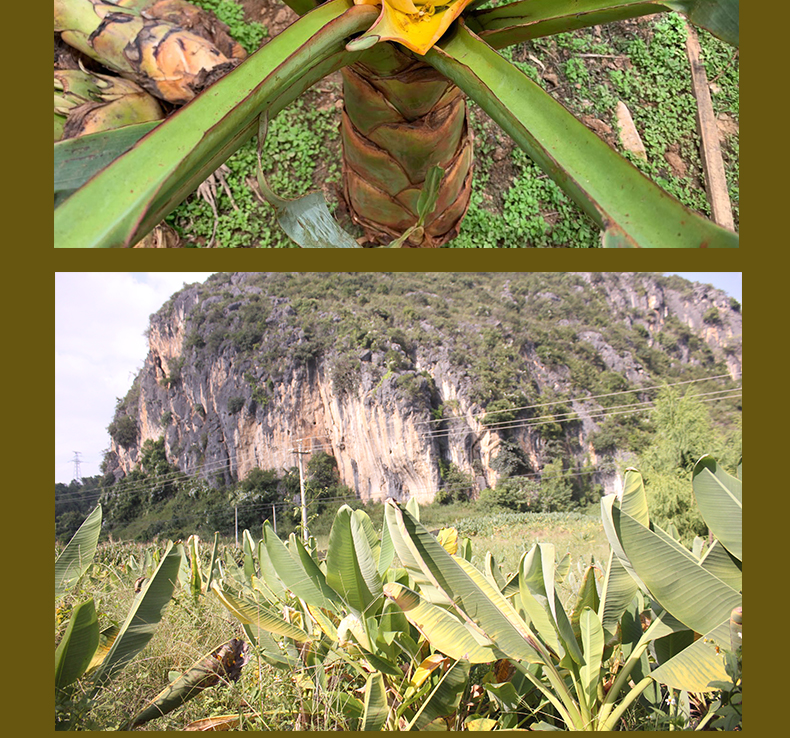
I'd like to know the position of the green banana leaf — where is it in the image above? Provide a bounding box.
[598,550,638,638]
[54,122,160,207]
[410,658,470,730]
[378,512,396,578]
[469,0,739,49]
[579,607,604,708]
[90,542,183,692]
[256,535,288,601]
[210,581,312,642]
[612,505,741,635]
[326,506,384,616]
[601,494,648,593]
[361,672,389,730]
[699,540,742,591]
[385,501,546,665]
[262,522,340,612]
[242,623,299,669]
[426,24,737,247]
[649,619,730,691]
[692,456,742,561]
[383,582,498,663]
[54,1,379,247]
[55,599,100,691]
[55,504,102,598]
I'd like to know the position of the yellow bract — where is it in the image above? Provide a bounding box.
[352,0,473,56]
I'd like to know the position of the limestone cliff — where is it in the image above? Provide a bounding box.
[105,273,742,502]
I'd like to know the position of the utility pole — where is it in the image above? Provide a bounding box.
[71,451,82,483]
[272,503,277,535]
[296,440,309,543]
[234,505,238,547]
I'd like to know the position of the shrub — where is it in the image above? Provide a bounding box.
[108,415,138,448]
[227,396,245,414]
[703,306,722,324]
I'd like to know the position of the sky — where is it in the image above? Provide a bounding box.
[54,271,741,483]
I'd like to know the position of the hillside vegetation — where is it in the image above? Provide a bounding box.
[57,273,741,547]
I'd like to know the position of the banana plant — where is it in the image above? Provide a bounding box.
[54,0,739,247]
[382,490,741,730]
[601,458,742,695]
[55,506,184,729]
[210,506,480,728]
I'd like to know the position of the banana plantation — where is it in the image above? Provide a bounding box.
[54,0,739,247]
[55,456,742,729]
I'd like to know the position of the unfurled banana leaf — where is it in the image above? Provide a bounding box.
[326,505,385,617]
[261,521,341,612]
[89,541,183,692]
[692,455,742,560]
[210,581,313,642]
[55,599,100,691]
[385,501,546,667]
[383,582,498,663]
[55,504,102,598]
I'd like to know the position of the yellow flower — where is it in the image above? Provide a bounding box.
[351,0,473,56]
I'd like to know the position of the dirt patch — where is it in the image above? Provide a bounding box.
[240,0,298,40]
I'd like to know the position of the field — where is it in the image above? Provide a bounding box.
[57,508,611,730]
[56,474,742,731]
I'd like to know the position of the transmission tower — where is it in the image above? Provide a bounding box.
[71,451,82,483]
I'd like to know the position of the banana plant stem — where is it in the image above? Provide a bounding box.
[599,676,653,730]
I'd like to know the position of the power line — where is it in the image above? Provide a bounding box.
[407,372,736,428]
[56,372,740,505]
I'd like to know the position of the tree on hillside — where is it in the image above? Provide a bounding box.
[637,387,741,542]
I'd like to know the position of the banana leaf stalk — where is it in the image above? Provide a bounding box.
[54,0,246,104]
[122,638,250,729]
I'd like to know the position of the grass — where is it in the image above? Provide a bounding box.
[155,3,738,247]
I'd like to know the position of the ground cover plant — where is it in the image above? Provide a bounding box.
[56,455,741,729]
[54,0,738,247]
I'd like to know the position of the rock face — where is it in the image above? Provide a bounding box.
[105,273,742,502]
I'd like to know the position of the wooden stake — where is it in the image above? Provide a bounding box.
[684,22,735,231]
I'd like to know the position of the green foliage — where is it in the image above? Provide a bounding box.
[435,462,474,504]
[330,353,361,395]
[227,395,245,414]
[635,388,739,542]
[188,0,266,54]
[478,476,539,513]
[703,306,722,324]
[108,413,138,448]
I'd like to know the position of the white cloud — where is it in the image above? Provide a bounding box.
[55,273,214,482]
